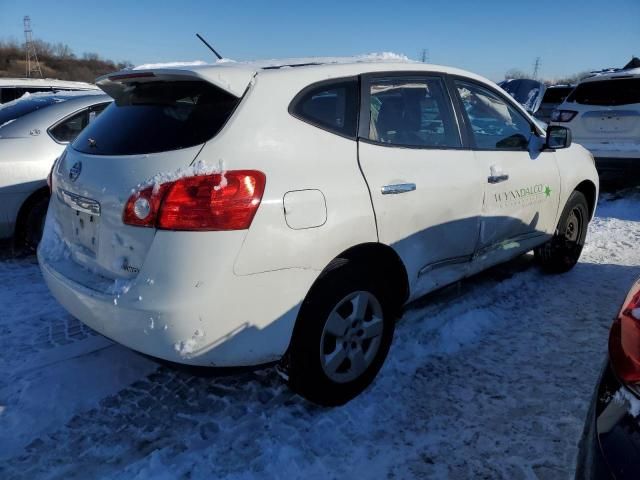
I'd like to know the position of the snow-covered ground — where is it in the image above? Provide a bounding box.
[1,190,639,479]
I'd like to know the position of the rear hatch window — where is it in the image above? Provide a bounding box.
[73,80,240,155]
[566,78,640,106]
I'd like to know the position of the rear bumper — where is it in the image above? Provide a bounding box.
[576,361,640,479]
[38,223,318,367]
[577,142,640,161]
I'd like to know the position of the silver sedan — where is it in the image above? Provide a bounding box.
[0,91,111,250]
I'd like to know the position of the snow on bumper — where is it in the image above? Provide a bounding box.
[38,229,318,367]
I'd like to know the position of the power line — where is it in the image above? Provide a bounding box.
[24,16,43,78]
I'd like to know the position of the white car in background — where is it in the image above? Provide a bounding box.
[0,91,111,249]
[550,68,640,178]
[0,78,99,104]
[39,58,598,405]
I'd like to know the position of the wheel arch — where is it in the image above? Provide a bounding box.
[14,185,50,241]
[573,180,597,220]
[306,242,410,312]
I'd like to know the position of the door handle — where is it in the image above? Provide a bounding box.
[381,183,416,195]
[488,174,509,184]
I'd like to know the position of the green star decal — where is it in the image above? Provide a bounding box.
[544,185,552,197]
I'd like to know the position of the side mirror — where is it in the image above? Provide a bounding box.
[546,125,572,149]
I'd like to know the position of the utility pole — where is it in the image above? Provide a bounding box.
[532,56,541,80]
[24,16,43,78]
[420,48,430,63]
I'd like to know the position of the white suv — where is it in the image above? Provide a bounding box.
[550,69,640,178]
[39,59,599,405]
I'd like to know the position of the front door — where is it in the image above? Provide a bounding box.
[357,73,485,299]
[451,79,561,265]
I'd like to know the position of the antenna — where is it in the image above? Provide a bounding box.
[24,16,43,78]
[196,33,223,60]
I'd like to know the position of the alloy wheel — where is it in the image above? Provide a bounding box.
[319,290,384,384]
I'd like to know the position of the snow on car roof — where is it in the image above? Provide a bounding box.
[20,89,106,99]
[581,67,640,83]
[0,77,99,89]
[0,89,108,109]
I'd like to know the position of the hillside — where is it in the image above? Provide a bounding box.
[0,39,131,83]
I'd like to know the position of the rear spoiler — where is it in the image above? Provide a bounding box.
[96,66,256,100]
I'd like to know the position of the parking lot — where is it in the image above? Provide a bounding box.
[0,186,637,479]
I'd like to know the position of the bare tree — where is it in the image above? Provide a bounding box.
[53,42,74,59]
[504,68,530,80]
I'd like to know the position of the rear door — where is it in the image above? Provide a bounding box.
[450,78,561,265]
[357,73,484,298]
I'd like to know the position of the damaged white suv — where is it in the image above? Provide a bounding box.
[39,58,599,405]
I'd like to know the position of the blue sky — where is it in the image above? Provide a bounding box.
[0,0,638,81]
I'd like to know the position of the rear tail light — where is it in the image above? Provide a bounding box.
[123,170,266,231]
[47,150,66,193]
[609,281,640,393]
[550,110,578,122]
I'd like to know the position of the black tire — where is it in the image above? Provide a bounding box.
[287,260,396,406]
[535,190,589,273]
[21,194,50,252]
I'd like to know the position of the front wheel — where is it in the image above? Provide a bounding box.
[286,262,395,406]
[535,190,589,273]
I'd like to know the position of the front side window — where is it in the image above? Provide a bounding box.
[73,81,240,155]
[290,79,358,138]
[455,81,533,150]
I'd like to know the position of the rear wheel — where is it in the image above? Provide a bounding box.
[287,261,396,406]
[535,190,589,273]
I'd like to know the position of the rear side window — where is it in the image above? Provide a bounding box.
[50,109,89,143]
[566,78,640,106]
[290,79,358,138]
[73,81,239,155]
[49,102,110,143]
[368,77,461,148]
